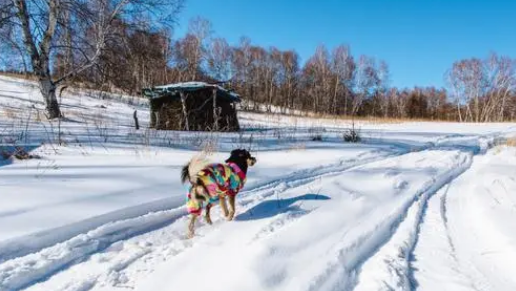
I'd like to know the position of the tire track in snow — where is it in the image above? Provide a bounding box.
[1,150,397,291]
[301,150,473,291]
[0,148,393,264]
[349,136,508,291]
[412,150,516,291]
[3,135,499,291]
[406,185,481,291]
[351,153,473,291]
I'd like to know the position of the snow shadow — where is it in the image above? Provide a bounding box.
[235,193,330,221]
[0,144,40,168]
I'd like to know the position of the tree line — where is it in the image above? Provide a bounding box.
[1,3,515,122]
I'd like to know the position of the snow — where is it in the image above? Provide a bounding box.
[412,146,516,291]
[130,150,470,291]
[1,75,516,291]
[149,81,241,100]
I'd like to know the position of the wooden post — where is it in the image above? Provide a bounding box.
[180,91,189,131]
[149,100,156,128]
[133,110,140,130]
[212,88,219,131]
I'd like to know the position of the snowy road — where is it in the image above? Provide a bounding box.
[2,147,480,291]
[1,148,395,291]
[2,138,515,291]
[129,149,471,291]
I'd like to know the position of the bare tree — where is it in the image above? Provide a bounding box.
[302,45,331,113]
[447,58,487,122]
[281,50,299,109]
[208,37,233,81]
[1,0,183,118]
[0,3,29,72]
[231,37,253,109]
[265,47,282,112]
[377,60,390,117]
[353,55,379,115]
[483,53,516,121]
[330,45,355,115]
[174,17,212,81]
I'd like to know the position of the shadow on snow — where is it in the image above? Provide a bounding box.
[0,144,41,168]
[235,193,330,221]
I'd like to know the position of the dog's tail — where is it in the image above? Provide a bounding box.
[181,155,210,184]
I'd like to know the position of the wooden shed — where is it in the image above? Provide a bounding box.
[142,82,241,131]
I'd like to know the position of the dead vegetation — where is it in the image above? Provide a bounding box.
[504,137,516,147]
[1,107,19,119]
[0,146,40,161]
[0,72,39,81]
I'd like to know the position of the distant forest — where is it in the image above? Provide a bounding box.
[1,1,515,122]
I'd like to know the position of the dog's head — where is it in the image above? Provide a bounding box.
[226,149,257,167]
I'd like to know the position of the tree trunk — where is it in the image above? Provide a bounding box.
[179,92,189,130]
[332,76,338,115]
[39,77,62,119]
[212,88,219,131]
[456,101,462,122]
[149,101,157,128]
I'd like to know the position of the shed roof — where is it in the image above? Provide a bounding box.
[142,82,241,102]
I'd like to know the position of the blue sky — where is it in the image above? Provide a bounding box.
[176,0,516,89]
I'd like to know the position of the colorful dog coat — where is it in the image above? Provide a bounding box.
[186,162,246,216]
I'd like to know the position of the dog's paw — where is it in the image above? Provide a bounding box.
[187,231,195,239]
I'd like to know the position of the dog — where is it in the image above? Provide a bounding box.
[181,149,257,238]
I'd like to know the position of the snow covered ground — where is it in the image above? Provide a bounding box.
[1,75,516,291]
[411,146,516,291]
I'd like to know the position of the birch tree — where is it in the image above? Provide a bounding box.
[1,0,183,118]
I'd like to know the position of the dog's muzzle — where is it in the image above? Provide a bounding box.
[248,157,257,166]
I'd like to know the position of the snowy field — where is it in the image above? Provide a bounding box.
[1,75,516,291]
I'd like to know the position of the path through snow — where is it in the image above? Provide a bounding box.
[8,149,472,291]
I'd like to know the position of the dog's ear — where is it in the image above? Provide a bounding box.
[226,149,238,163]
[232,149,247,157]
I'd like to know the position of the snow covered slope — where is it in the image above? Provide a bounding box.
[1,75,516,291]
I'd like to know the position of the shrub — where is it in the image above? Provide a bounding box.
[311,135,323,141]
[343,119,361,143]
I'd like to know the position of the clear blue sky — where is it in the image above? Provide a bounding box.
[176,0,516,89]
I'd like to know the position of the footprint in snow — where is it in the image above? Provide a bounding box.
[251,209,311,242]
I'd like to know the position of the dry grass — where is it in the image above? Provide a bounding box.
[299,113,451,124]
[504,137,516,147]
[492,137,516,154]
[0,108,18,119]
[288,143,306,152]
[201,138,219,156]
[245,109,457,125]
[0,72,39,81]
[253,110,516,124]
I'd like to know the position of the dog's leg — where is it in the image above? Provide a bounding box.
[219,196,229,218]
[187,214,198,239]
[227,195,236,221]
[204,203,213,225]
